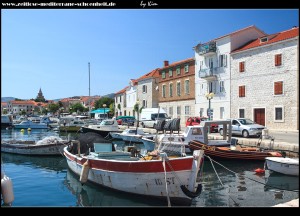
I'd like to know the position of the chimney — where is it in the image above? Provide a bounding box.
[164,60,169,67]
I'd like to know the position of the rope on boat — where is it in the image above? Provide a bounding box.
[162,155,171,207]
[205,155,299,193]
[164,154,202,198]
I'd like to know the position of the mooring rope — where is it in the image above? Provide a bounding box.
[205,155,299,192]
[162,156,171,207]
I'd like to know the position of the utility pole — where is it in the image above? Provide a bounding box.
[88,62,91,118]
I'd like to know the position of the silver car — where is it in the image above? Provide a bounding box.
[219,118,265,138]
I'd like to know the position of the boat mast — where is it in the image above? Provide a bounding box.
[88,62,91,119]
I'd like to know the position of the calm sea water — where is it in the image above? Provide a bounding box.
[1,129,299,207]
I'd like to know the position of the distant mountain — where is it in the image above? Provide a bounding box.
[102,93,115,99]
[1,97,15,102]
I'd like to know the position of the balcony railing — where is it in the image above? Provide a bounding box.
[197,42,216,55]
[199,67,220,79]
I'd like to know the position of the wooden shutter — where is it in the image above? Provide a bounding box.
[239,62,245,72]
[239,86,245,97]
[275,54,282,66]
[274,81,283,95]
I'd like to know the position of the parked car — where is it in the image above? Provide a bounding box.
[116,116,135,126]
[185,117,218,133]
[219,118,265,138]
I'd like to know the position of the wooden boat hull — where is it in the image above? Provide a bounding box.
[1,142,65,155]
[64,146,204,205]
[189,140,282,160]
[265,157,299,176]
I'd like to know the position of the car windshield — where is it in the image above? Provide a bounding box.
[151,113,168,119]
[238,118,255,125]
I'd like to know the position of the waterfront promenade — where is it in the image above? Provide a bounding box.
[120,125,299,157]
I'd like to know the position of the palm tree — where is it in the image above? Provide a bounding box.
[133,101,143,133]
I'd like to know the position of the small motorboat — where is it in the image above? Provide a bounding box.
[265,157,299,176]
[189,141,282,160]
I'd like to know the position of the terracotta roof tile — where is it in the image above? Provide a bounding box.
[115,86,128,95]
[136,68,160,81]
[160,57,194,70]
[232,27,299,53]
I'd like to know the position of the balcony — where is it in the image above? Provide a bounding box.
[199,67,219,80]
[197,42,216,56]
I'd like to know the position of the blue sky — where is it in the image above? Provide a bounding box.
[2,9,299,100]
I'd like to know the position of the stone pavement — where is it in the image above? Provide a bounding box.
[273,199,299,207]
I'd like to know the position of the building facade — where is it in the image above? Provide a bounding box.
[194,25,266,120]
[158,58,196,127]
[136,68,160,109]
[114,87,127,117]
[231,27,299,130]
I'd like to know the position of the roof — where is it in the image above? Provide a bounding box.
[160,57,194,70]
[136,68,160,81]
[115,86,128,95]
[194,25,266,48]
[232,27,299,53]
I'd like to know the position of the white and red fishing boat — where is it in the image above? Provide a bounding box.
[63,141,204,206]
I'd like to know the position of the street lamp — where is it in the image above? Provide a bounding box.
[205,92,214,120]
[103,104,107,119]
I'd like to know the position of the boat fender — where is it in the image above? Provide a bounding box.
[180,184,202,198]
[1,175,14,205]
[79,160,90,184]
[254,168,265,174]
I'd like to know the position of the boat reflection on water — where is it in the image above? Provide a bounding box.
[64,169,167,207]
[264,171,299,192]
[1,152,67,173]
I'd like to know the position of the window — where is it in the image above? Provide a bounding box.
[176,66,180,75]
[185,106,190,115]
[142,85,147,93]
[177,106,181,115]
[208,82,215,93]
[119,96,122,102]
[162,85,166,98]
[185,80,190,95]
[177,82,181,96]
[199,61,203,71]
[274,106,284,122]
[184,64,189,72]
[199,108,204,117]
[219,54,227,67]
[239,85,245,97]
[169,83,173,97]
[219,81,225,93]
[239,109,245,118]
[275,54,282,66]
[142,100,147,108]
[169,69,173,77]
[260,37,268,43]
[220,107,224,119]
[274,81,283,95]
[162,71,166,79]
[169,107,173,116]
[239,62,245,72]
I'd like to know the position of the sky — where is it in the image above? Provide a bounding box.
[1,9,299,100]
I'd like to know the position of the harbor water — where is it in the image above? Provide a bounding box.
[1,129,299,207]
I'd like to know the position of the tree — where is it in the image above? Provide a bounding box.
[48,103,60,114]
[70,102,85,114]
[134,102,144,132]
[94,97,114,110]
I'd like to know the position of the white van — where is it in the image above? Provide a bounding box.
[140,108,169,128]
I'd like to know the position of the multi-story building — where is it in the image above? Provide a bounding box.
[114,86,127,116]
[231,26,299,130]
[194,25,265,120]
[125,79,138,117]
[158,58,195,127]
[136,68,160,109]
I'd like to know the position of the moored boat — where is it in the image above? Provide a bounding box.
[189,141,282,160]
[13,120,49,129]
[265,157,299,176]
[63,141,205,205]
[1,136,68,155]
[81,119,121,138]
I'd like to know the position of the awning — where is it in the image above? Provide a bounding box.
[89,108,109,114]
